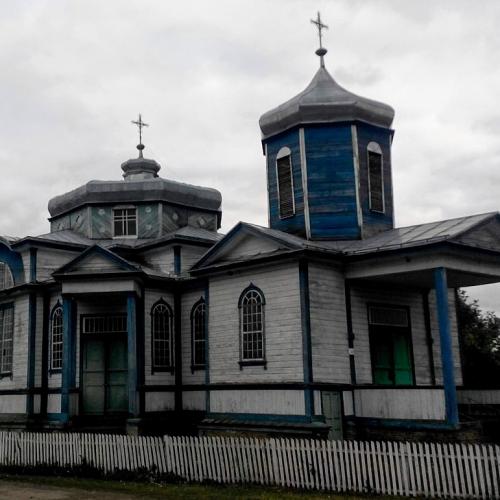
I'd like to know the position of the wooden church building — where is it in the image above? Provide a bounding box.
[0,18,499,438]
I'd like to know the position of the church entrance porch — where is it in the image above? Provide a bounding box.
[81,314,128,415]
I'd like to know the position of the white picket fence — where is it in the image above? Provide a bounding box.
[0,432,498,498]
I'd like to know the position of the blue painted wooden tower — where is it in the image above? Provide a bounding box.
[259,25,395,240]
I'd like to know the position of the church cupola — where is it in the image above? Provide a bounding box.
[259,13,395,240]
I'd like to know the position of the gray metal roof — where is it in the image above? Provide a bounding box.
[259,66,395,139]
[48,177,222,219]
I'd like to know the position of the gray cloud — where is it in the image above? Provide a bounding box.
[2,0,500,310]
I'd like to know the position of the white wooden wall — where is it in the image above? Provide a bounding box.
[210,389,305,415]
[35,247,80,281]
[182,246,208,272]
[143,247,175,275]
[145,392,175,412]
[308,263,350,384]
[182,391,205,411]
[208,263,304,385]
[354,388,446,420]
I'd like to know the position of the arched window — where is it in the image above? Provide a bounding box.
[0,263,13,291]
[191,298,206,370]
[239,284,266,366]
[276,146,295,219]
[50,304,63,371]
[151,299,173,370]
[367,142,384,213]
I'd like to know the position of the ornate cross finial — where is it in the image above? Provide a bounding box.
[311,12,328,68]
[131,113,149,157]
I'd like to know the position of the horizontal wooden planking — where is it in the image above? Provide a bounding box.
[182,391,205,411]
[36,248,80,282]
[308,263,350,384]
[210,389,305,415]
[457,389,500,405]
[143,247,176,275]
[208,263,304,384]
[354,388,446,420]
[47,394,61,414]
[145,392,175,412]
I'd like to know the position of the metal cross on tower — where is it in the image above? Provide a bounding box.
[311,12,328,67]
[131,114,149,156]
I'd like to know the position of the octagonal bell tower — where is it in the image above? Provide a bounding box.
[259,14,395,240]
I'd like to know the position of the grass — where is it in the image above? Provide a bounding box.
[0,473,388,499]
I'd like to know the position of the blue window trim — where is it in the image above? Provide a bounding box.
[190,297,206,372]
[238,283,267,370]
[49,301,63,374]
[150,298,174,374]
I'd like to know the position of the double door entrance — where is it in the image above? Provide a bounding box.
[81,315,128,415]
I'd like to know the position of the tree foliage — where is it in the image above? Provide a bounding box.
[456,289,500,387]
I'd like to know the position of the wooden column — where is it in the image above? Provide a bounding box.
[127,292,139,417]
[61,295,76,422]
[433,267,459,427]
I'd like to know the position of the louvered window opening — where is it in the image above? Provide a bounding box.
[277,155,295,218]
[113,208,137,237]
[192,302,206,367]
[369,306,409,327]
[368,151,384,212]
[0,306,14,375]
[0,264,13,291]
[152,303,173,368]
[51,307,63,370]
[241,290,264,360]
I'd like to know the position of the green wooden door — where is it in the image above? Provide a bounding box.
[322,391,343,440]
[82,339,106,414]
[393,329,413,385]
[372,330,394,385]
[82,337,128,415]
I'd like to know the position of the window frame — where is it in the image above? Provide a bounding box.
[113,206,138,238]
[367,142,385,214]
[151,298,174,373]
[367,303,415,387]
[238,284,267,369]
[275,147,296,220]
[50,302,63,373]
[190,297,207,372]
[0,303,14,377]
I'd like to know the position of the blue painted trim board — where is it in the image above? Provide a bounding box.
[29,248,37,283]
[299,260,314,418]
[26,292,37,415]
[127,293,138,416]
[353,416,458,431]
[61,296,76,422]
[204,283,210,413]
[207,412,325,424]
[433,267,459,427]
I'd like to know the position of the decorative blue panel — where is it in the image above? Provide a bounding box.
[265,129,305,237]
[305,124,360,240]
[356,123,394,237]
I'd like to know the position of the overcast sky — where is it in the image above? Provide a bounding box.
[2,0,500,311]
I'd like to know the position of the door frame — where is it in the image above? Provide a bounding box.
[79,313,128,416]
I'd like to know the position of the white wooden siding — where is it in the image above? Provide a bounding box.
[343,390,354,416]
[181,289,206,385]
[145,391,175,412]
[210,389,305,415]
[182,246,208,272]
[458,389,500,405]
[36,248,79,282]
[144,289,175,386]
[208,263,304,384]
[308,263,350,384]
[47,394,61,414]
[0,395,26,413]
[354,388,446,420]
[143,247,175,275]
[182,391,205,411]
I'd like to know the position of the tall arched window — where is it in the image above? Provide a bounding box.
[151,299,173,370]
[0,263,13,291]
[50,304,63,371]
[191,298,206,370]
[276,146,295,219]
[367,142,384,213]
[238,284,266,367]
